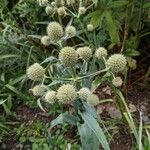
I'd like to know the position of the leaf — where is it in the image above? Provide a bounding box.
[143,2,150,8]
[80,111,110,150]
[110,0,129,8]
[37,99,46,112]
[125,49,140,56]
[105,11,120,44]
[0,55,20,60]
[41,56,58,64]
[0,99,7,105]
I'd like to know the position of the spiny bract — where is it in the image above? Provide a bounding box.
[59,47,78,67]
[79,87,91,99]
[27,63,45,81]
[87,94,100,106]
[112,77,123,87]
[56,84,77,103]
[65,25,76,37]
[106,54,127,73]
[45,91,56,103]
[47,22,63,41]
[41,36,50,46]
[77,46,92,62]
[95,47,107,59]
[32,85,46,96]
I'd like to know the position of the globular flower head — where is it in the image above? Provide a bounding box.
[106,54,127,73]
[27,63,45,81]
[87,94,99,106]
[66,0,75,6]
[47,22,63,41]
[45,91,56,103]
[79,87,91,99]
[77,46,92,62]
[59,47,78,67]
[56,84,77,104]
[87,24,94,31]
[45,6,53,15]
[95,47,107,59]
[55,0,65,6]
[57,6,67,16]
[79,7,86,15]
[112,77,123,87]
[41,36,50,46]
[51,1,56,7]
[65,25,76,37]
[32,85,46,96]
[37,0,48,6]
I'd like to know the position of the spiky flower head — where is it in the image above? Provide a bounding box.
[57,7,67,16]
[55,0,65,6]
[87,24,94,31]
[87,94,99,106]
[59,47,78,67]
[106,54,127,73]
[41,36,50,46]
[79,7,86,15]
[45,6,53,15]
[32,85,46,96]
[56,84,77,103]
[51,1,56,7]
[66,0,75,6]
[112,77,123,87]
[45,91,56,103]
[65,25,76,37]
[77,46,92,62]
[95,47,107,59]
[27,63,45,81]
[79,87,91,99]
[47,22,63,41]
[37,0,48,6]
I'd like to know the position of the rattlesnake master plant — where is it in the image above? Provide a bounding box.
[26,1,128,149]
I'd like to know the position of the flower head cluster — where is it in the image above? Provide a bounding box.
[95,47,107,59]
[59,47,78,67]
[27,63,45,81]
[106,54,127,73]
[47,22,63,41]
[77,46,92,62]
[56,84,77,103]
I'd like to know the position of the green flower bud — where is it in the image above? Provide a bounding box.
[112,77,123,87]
[57,7,67,16]
[47,22,63,41]
[79,7,86,15]
[56,84,77,103]
[95,47,107,59]
[66,0,75,6]
[106,54,127,73]
[87,24,94,31]
[32,85,46,96]
[65,25,76,37]
[59,47,78,67]
[27,63,45,81]
[79,87,91,99]
[41,36,50,46]
[77,46,92,62]
[87,94,99,106]
[45,6,53,15]
[45,91,56,103]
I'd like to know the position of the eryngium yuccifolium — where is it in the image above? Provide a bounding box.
[45,91,56,103]
[56,84,77,103]
[51,1,56,7]
[87,94,99,106]
[87,24,94,31]
[59,47,77,67]
[55,0,65,6]
[106,54,127,73]
[77,47,92,62]
[78,7,86,15]
[95,47,107,59]
[112,77,123,87]
[32,85,46,96]
[65,26,76,37]
[66,0,75,6]
[79,87,91,99]
[45,6,53,15]
[27,63,45,81]
[47,22,63,41]
[57,7,67,16]
[41,36,50,46]
[37,0,48,6]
